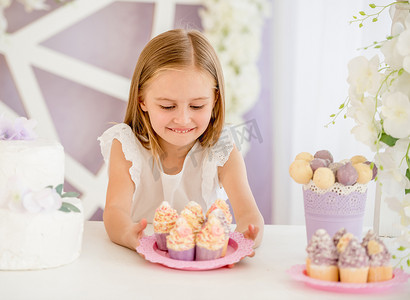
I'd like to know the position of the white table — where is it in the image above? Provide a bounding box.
[0,222,409,300]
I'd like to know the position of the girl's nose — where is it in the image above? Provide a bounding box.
[174,107,191,125]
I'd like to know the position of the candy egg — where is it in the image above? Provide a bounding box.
[328,162,343,175]
[336,162,358,185]
[353,163,373,184]
[313,167,335,190]
[314,150,333,163]
[310,158,329,172]
[295,152,314,162]
[364,161,378,180]
[289,159,313,184]
[350,155,367,165]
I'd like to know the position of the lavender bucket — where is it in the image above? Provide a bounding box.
[303,182,367,242]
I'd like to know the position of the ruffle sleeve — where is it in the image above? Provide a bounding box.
[98,123,142,188]
[201,126,235,207]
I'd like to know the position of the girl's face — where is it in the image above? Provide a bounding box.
[140,66,216,152]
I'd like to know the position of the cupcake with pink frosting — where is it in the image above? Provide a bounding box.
[195,214,227,261]
[153,201,178,251]
[180,201,204,234]
[166,217,195,261]
[209,208,231,257]
[206,199,233,225]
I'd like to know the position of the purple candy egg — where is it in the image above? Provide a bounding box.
[314,150,334,163]
[310,158,329,172]
[336,162,358,185]
[364,161,378,180]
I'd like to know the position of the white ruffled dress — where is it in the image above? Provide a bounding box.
[98,123,234,223]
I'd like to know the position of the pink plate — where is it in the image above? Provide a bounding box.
[287,264,410,293]
[136,231,254,271]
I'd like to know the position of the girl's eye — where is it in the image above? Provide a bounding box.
[190,105,204,110]
[160,105,175,110]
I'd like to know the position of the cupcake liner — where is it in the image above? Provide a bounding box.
[168,247,195,261]
[154,233,169,251]
[195,245,223,261]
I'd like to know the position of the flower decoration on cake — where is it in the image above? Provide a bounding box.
[180,201,204,234]
[0,115,37,140]
[5,179,80,214]
[326,2,410,262]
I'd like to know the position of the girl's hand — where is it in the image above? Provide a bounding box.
[227,224,259,268]
[129,218,147,251]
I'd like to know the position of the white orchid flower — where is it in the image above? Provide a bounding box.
[381,91,410,138]
[347,55,382,99]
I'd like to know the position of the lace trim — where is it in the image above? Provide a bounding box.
[303,181,368,195]
[98,123,142,188]
[201,126,235,207]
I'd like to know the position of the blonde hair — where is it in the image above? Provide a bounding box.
[124,29,225,161]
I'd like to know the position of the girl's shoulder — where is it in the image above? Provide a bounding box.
[98,123,146,162]
[208,125,236,167]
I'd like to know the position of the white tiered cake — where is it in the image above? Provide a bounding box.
[0,118,84,270]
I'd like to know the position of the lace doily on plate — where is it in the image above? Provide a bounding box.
[287,264,410,293]
[136,231,254,271]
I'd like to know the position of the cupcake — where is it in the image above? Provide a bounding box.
[180,202,204,234]
[366,239,393,282]
[361,229,378,249]
[209,208,231,257]
[206,199,233,225]
[305,229,339,281]
[338,238,369,283]
[153,201,178,251]
[336,232,354,253]
[332,228,347,247]
[166,217,195,261]
[195,214,227,261]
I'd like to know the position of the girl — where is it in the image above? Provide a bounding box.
[99,29,264,251]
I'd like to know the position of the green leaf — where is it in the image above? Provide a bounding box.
[330,114,335,117]
[59,205,70,213]
[359,11,366,16]
[407,259,410,267]
[369,4,376,8]
[339,103,345,109]
[380,132,398,147]
[392,254,397,259]
[55,184,63,195]
[353,15,357,19]
[374,45,381,48]
[398,246,406,251]
[359,23,363,28]
[387,35,393,40]
[59,202,81,213]
[62,191,80,198]
[372,18,378,22]
[398,68,404,76]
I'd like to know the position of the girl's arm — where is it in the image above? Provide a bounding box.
[103,139,147,250]
[218,145,264,248]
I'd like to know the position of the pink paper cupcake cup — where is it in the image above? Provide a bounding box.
[168,247,195,261]
[195,245,223,261]
[154,233,169,251]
